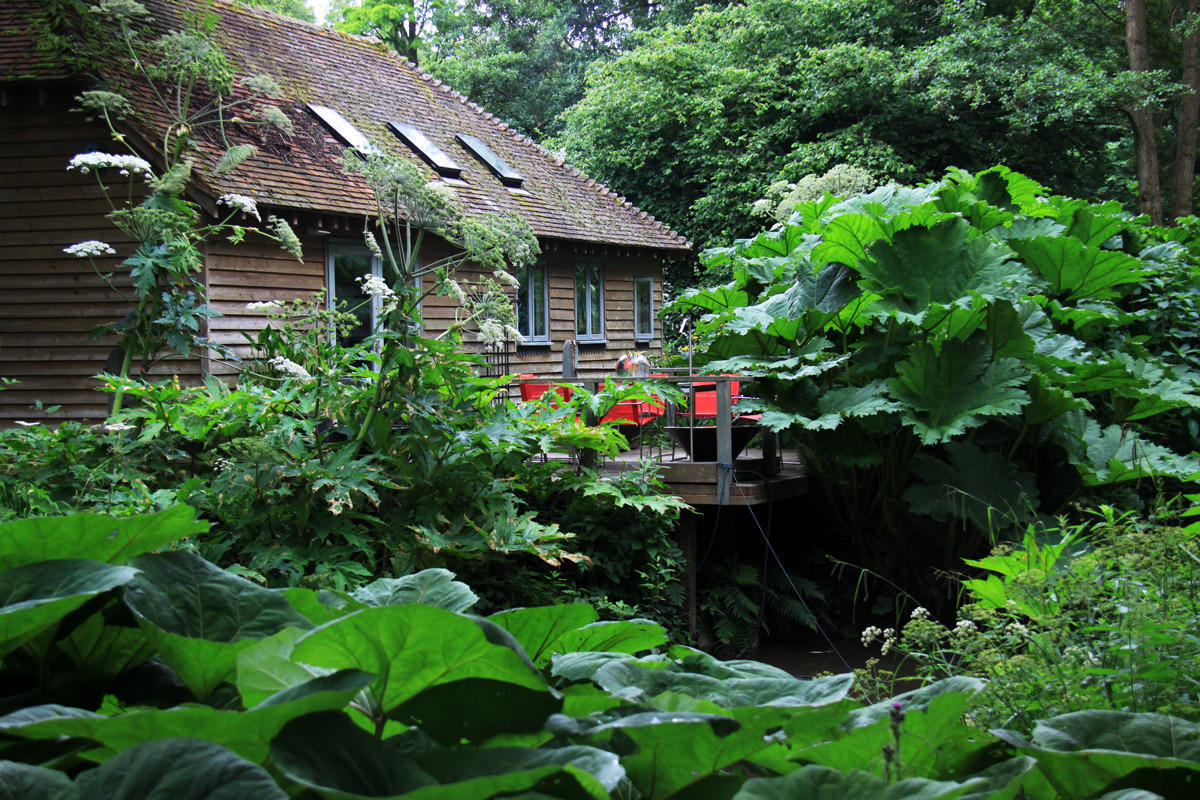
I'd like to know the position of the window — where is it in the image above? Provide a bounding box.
[516,261,549,344]
[326,241,381,346]
[575,262,604,342]
[456,133,525,189]
[307,104,376,155]
[388,122,462,178]
[635,277,654,341]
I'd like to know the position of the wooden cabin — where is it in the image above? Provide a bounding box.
[0,0,691,423]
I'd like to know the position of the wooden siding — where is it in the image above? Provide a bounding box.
[0,86,200,424]
[205,233,328,375]
[511,249,665,380]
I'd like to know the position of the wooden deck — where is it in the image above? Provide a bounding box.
[599,447,809,507]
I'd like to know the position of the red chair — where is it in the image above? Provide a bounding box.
[518,374,572,407]
[689,377,762,422]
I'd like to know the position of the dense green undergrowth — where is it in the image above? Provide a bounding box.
[2,507,1200,799]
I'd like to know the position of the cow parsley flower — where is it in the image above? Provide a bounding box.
[910,606,930,621]
[217,193,261,220]
[67,152,152,177]
[268,356,312,380]
[357,273,396,301]
[64,240,116,258]
[492,269,520,289]
[246,300,281,312]
[363,231,384,261]
[102,421,135,432]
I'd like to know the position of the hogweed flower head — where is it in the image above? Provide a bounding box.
[68,152,152,177]
[64,240,116,258]
[246,300,281,312]
[218,193,261,220]
[357,273,396,301]
[268,356,312,380]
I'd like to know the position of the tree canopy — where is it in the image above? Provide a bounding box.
[553,0,1137,260]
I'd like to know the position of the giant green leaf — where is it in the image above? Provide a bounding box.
[123,552,311,698]
[733,765,982,800]
[993,711,1200,798]
[272,711,617,800]
[291,604,558,727]
[904,442,1041,533]
[811,212,887,269]
[488,604,600,665]
[799,691,992,781]
[235,627,331,707]
[350,569,478,612]
[859,219,1022,311]
[888,338,1029,444]
[1010,236,1146,302]
[56,607,154,683]
[1056,417,1200,485]
[0,507,206,571]
[0,671,371,764]
[74,738,286,799]
[0,761,78,800]
[0,561,138,655]
[577,710,758,798]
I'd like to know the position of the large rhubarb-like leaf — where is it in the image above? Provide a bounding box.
[0,507,205,571]
[0,561,138,655]
[888,338,1029,444]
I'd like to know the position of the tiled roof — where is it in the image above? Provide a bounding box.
[0,2,70,82]
[2,0,691,253]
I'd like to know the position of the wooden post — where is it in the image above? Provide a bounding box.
[763,427,779,477]
[716,379,732,504]
[678,509,699,638]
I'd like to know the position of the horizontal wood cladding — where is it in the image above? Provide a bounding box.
[0,90,199,425]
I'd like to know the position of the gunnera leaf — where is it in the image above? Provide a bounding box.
[904,441,1041,534]
[888,338,1029,445]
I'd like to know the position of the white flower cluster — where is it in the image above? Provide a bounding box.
[67,152,152,177]
[64,240,116,258]
[492,269,520,289]
[910,606,931,621]
[218,193,261,220]
[861,626,882,646]
[102,421,135,432]
[446,279,468,305]
[357,273,396,301]
[1005,621,1030,638]
[363,231,384,261]
[213,457,234,472]
[751,197,775,217]
[952,619,977,637]
[268,356,312,380]
[13,420,40,427]
[246,300,281,312]
[477,319,522,346]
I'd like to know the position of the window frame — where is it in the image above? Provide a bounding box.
[634,276,654,342]
[516,260,550,345]
[326,239,383,344]
[574,261,605,343]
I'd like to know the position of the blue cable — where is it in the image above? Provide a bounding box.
[716,461,855,674]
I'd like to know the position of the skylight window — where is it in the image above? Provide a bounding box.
[389,122,462,179]
[307,104,376,155]
[456,133,524,189]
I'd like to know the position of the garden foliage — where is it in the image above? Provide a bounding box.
[3,508,1200,798]
[864,507,1200,734]
[668,166,1200,586]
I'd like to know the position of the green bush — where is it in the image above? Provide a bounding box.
[860,507,1200,732]
[4,508,1200,798]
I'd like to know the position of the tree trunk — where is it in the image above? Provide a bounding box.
[1126,0,1164,224]
[1171,0,1200,220]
